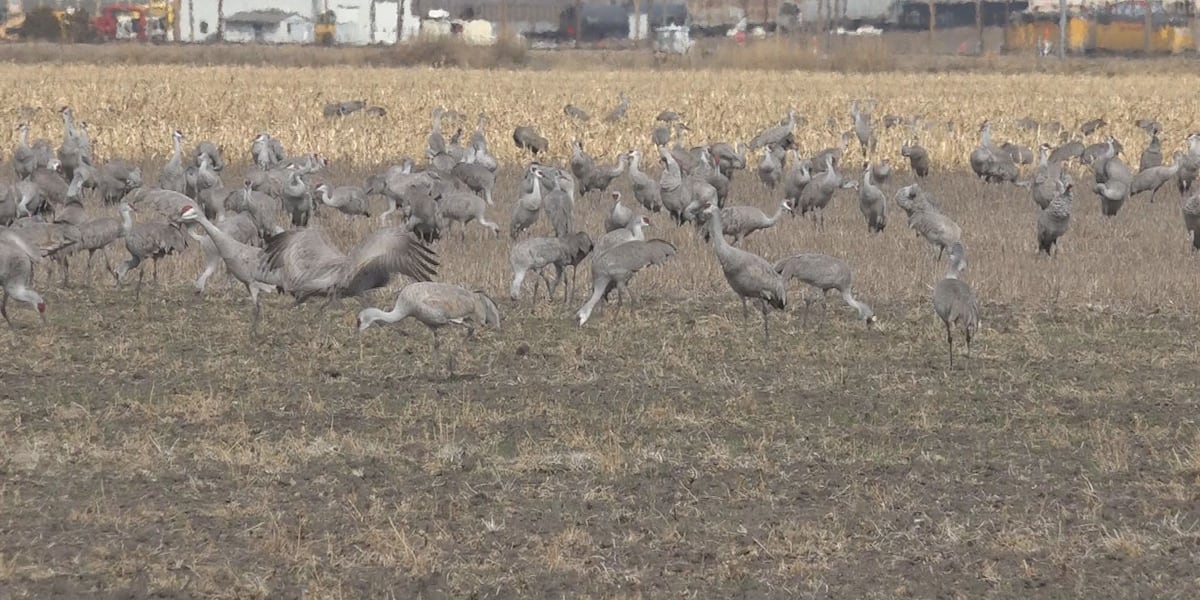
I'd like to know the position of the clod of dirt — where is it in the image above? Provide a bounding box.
[515,342,529,357]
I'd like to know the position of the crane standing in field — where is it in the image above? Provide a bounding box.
[933,242,980,368]
[701,203,786,344]
[0,230,47,327]
[113,202,189,301]
[357,282,501,376]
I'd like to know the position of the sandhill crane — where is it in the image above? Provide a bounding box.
[1027,143,1061,210]
[605,191,634,232]
[513,126,548,157]
[186,199,262,296]
[1079,117,1106,136]
[603,92,629,123]
[1135,117,1161,133]
[9,220,79,287]
[870,158,892,186]
[13,123,52,180]
[159,129,188,194]
[580,153,627,197]
[450,146,496,206]
[357,282,501,375]
[651,124,671,147]
[1049,133,1086,165]
[56,107,87,182]
[52,170,88,227]
[701,203,786,343]
[180,205,279,332]
[576,239,676,326]
[322,100,366,118]
[264,224,438,307]
[656,110,683,122]
[251,132,286,170]
[1131,150,1183,203]
[437,187,500,240]
[542,172,575,238]
[811,131,853,170]
[511,166,546,239]
[757,146,784,190]
[900,138,930,178]
[1184,189,1200,251]
[933,242,980,368]
[703,200,792,246]
[510,232,593,304]
[851,99,876,158]
[564,103,590,122]
[570,139,596,183]
[113,203,189,300]
[859,161,887,234]
[1139,126,1162,172]
[314,183,370,218]
[969,120,1018,183]
[798,155,856,229]
[626,150,662,213]
[594,215,650,256]
[192,140,226,172]
[95,159,143,206]
[1037,177,1073,257]
[774,254,876,326]
[659,145,691,225]
[426,107,446,159]
[711,142,747,180]
[1000,142,1033,166]
[748,108,797,151]
[0,230,46,327]
[281,166,313,227]
[781,151,812,206]
[68,207,125,283]
[1176,133,1200,196]
[895,184,962,259]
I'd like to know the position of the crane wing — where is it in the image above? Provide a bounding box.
[264,228,345,294]
[341,226,438,295]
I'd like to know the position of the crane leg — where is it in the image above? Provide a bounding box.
[1,291,10,328]
[741,296,749,320]
[965,327,973,360]
[151,258,159,284]
[60,256,70,288]
[135,268,145,301]
[547,266,564,303]
[760,300,770,346]
[945,321,954,368]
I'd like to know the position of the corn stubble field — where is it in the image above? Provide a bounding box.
[2,61,1200,598]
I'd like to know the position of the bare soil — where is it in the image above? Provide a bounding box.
[3,162,1200,597]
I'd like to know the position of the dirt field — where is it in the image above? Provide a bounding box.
[2,61,1200,597]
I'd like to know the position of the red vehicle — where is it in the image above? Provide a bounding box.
[90,4,168,42]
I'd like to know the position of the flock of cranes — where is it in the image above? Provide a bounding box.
[1,95,1196,370]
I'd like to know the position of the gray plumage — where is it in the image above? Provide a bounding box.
[576,239,676,326]
[1000,142,1033,166]
[651,125,671,148]
[626,150,661,213]
[851,99,876,158]
[748,108,797,151]
[113,202,189,300]
[781,150,812,208]
[281,167,313,227]
[159,129,188,194]
[605,191,635,233]
[1139,127,1162,172]
[570,139,595,182]
[513,126,548,156]
[797,155,856,229]
[437,187,499,239]
[192,140,225,172]
[594,214,650,256]
[510,166,546,240]
[180,204,278,332]
[69,208,125,281]
[895,184,962,259]
[1028,143,1061,210]
[314,183,370,218]
[263,224,438,305]
[603,92,629,123]
[703,200,791,246]
[1078,117,1106,136]
[711,142,747,179]
[701,203,786,344]
[579,153,627,197]
[1048,136,1085,166]
[357,282,501,375]
[251,132,286,170]
[542,172,575,238]
[1037,177,1073,256]
[932,243,980,368]
[1176,133,1200,196]
[810,132,853,172]
[450,146,496,205]
[323,100,367,118]
[426,107,446,159]
[564,103,590,122]
[1130,150,1182,203]
[900,139,930,178]
[1183,188,1200,251]
[656,110,683,122]
[858,161,887,234]
[757,145,784,190]
[510,232,593,303]
[0,230,47,326]
[13,123,53,180]
[774,254,875,325]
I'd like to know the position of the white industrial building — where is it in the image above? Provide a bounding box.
[175,0,420,44]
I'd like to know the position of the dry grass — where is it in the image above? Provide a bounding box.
[2,62,1200,597]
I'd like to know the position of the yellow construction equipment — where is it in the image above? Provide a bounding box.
[316,10,336,45]
[1006,1,1195,54]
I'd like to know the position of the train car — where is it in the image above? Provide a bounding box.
[1006,0,1195,54]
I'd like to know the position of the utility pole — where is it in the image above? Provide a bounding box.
[929,0,936,51]
[1143,0,1152,53]
[1058,0,1066,58]
[975,0,983,54]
